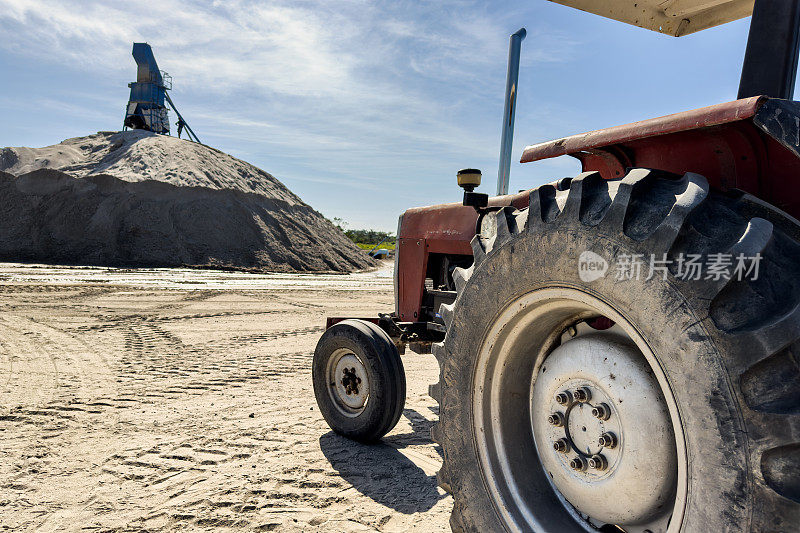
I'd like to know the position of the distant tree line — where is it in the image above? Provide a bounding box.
[332,218,395,245]
[344,229,395,245]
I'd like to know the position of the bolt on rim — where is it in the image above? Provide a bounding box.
[472,287,687,533]
[326,348,369,417]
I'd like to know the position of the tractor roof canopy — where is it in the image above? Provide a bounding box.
[549,0,754,36]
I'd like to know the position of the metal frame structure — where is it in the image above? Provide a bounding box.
[123,43,201,144]
[123,43,171,135]
[164,92,201,144]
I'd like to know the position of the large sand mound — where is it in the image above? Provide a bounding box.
[0,131,374,272]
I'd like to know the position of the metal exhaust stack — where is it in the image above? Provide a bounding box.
[496,28,526,196]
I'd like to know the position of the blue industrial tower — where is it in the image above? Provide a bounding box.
[123,43,200,143]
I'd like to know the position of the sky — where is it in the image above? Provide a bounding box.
[0,0,772,231]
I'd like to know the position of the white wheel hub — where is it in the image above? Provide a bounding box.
[327,349,369,415]
[530,328,677,527]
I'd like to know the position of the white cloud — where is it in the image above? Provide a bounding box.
[0,0,582,229]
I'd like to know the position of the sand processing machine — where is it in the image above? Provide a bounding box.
[123,43,200,143]
[312,1,800,531]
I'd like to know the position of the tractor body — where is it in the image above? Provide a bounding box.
[315,1,800,530]
[332,0,800,349]
[395,96,800,329]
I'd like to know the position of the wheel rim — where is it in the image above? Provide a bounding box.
[326,348,369,417]
[472,287,687,533]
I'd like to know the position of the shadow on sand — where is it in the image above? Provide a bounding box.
[318,409,445,513]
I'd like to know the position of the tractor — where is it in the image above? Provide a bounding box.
[312,1,800,531]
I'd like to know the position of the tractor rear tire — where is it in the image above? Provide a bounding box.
[313,319,405,443]
[431,169,800,532]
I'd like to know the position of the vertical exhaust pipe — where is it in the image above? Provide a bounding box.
[496,28,526,196]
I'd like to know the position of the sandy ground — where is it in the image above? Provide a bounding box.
[0,261,451,531]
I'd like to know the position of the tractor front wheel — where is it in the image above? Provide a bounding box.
[313,319,405,443]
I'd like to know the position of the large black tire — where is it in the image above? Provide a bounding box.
[313,319,405,443]
[431,169,800,532]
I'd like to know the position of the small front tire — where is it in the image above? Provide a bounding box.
[312,319,405,443]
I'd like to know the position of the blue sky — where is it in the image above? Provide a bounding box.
[0,1,764,231]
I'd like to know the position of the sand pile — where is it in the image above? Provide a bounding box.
[0,131,374,272]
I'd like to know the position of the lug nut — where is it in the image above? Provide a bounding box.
[547,412,565,427]
[569,457,586,471]
[553,438,569,453]
[598,432,618,449]
[573,387,592,403]
[591,403,611,420]
[555,391,572,406]
[588,454,608,471]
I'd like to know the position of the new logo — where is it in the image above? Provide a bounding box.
[578,251,609,282]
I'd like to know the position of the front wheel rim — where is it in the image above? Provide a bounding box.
[472,287,687,533]
[326,348,369,417]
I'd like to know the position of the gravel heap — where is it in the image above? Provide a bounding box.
[0,131,374,272]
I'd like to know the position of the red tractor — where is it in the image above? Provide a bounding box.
[312,1,800,531]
